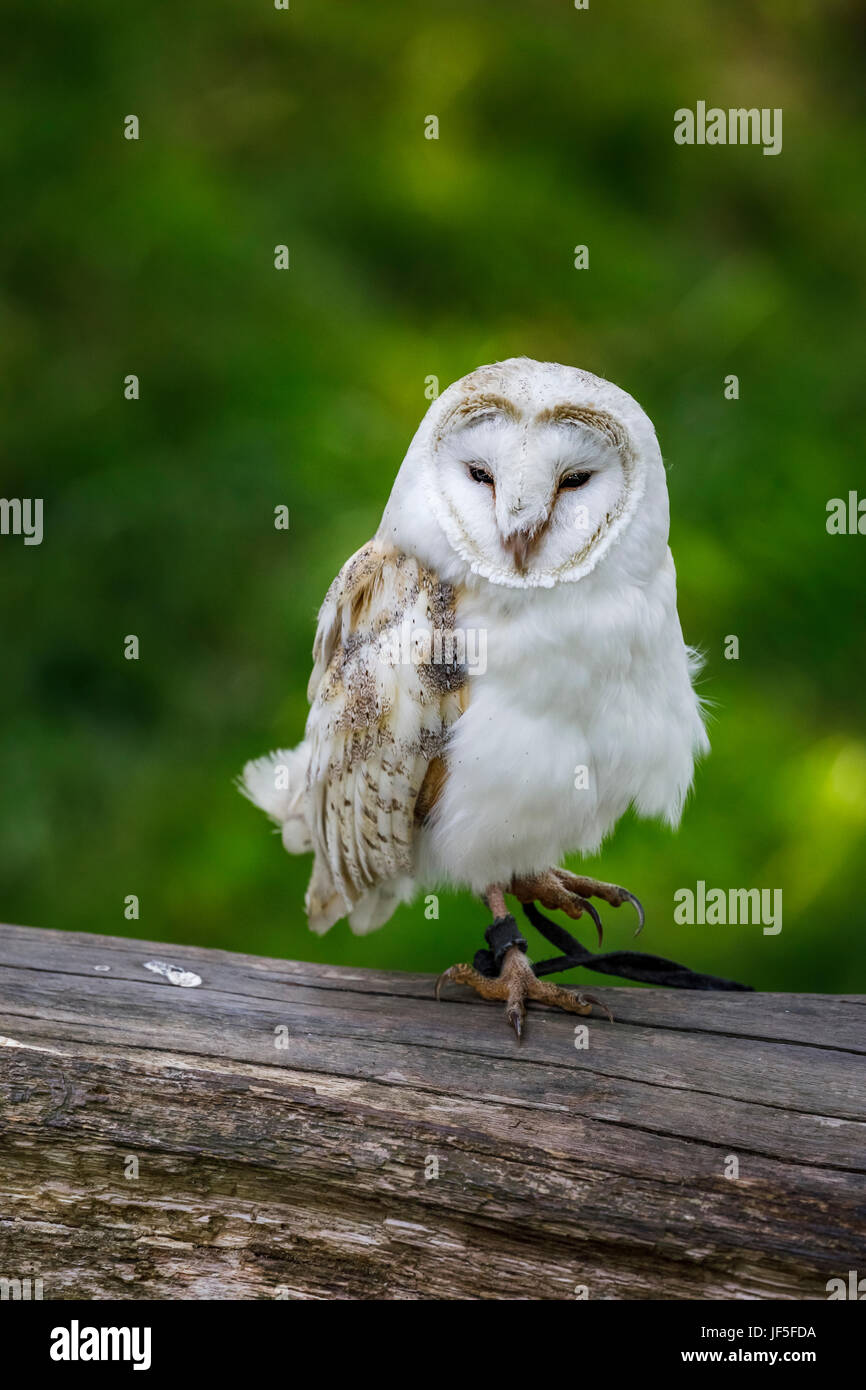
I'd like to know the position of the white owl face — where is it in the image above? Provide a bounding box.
[434,404,628,583]
[382,358,666,591]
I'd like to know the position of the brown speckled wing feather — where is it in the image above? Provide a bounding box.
[304,540,465,932]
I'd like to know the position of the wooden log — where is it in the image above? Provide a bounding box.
[0,922,863,1300]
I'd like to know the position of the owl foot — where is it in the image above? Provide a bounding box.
[509,867,645,939]
[436,945,609,1039]
[436,911,611,1040]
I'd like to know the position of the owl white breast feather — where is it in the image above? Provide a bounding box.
[241,357,708,939]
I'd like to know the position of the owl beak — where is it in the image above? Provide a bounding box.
[502,525,541,572]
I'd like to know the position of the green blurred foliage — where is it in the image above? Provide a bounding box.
[1,0,864,989]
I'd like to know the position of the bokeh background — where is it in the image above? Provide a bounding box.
[2,0,865,989]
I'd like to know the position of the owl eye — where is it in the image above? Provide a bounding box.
[559,471,593,490]
[468,464,494,486]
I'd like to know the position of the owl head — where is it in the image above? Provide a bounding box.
[381,358,670,590]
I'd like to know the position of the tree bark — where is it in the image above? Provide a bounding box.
[0,923,863,1300]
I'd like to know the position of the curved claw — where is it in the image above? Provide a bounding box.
[616,888,645,936]
[575,896,604,947]
[435,968,454,1001]
[578,991,615,1023]
[506,1002,525,1040]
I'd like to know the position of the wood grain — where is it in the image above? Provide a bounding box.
[0,922,863,1300]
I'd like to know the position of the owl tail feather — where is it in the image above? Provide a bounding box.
[240,743,414,937]
[238,744,313,854]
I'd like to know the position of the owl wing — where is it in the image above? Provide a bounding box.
[304,540,465,933]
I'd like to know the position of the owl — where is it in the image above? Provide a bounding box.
[241,358,708,1035]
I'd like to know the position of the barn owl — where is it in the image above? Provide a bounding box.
[242,358,708,1035]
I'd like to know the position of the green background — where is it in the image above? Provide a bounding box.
[2,0,864,990]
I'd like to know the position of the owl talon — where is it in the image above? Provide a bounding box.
[572,896,604,945]
[434,967,456,1001]
[435,944,609,1039]
[508,869,607,943]
[506,999,525,1040]
[553,869,645,937]
[618,888,646,936]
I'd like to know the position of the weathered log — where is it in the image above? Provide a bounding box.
[0,922,863,1300]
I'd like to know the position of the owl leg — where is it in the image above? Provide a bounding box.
[436,947,605,1039]
[435,884,609,1039]
[510,867,645,938]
